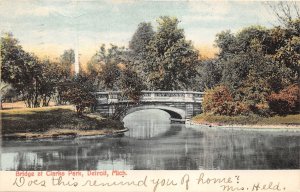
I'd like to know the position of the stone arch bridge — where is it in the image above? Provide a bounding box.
[94,91,204,123]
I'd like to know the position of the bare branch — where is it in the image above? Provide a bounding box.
[266,1,300,26]
[293,2,300,18]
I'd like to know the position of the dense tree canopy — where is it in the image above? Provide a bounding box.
[129,22,154,58]
[196,59,222,90]
[128,22,154,79]
[87,44,126,90]
[2,13,299,117]
[1,33,44,107]
[203,18,300,116]
[1,33,76,108]
[145,16,199,90]
[61,74,97,116]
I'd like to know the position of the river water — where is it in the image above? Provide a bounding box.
[1,109,300,170]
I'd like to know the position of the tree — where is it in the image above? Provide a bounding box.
[267,1,300,27]
[0,82,17,107]
[214,30,237,60]
[1,33,46,107]
[61,74,97,116]
[87,44,126,90]
[1,33,73,108]
[129,22,154,57]
[271,23,300,85]
[59,49,75,75]
[265,2,300,86]
[19,54,43,108]
[127,22,155,86]
[50,50,78,105]
[101,62,121,90]
[196,59,222,91]
[1,33,27,87]
[212,20,300,116]
[38,59,61,106]
[213,27,283,115]
[128,22,154,75]
[0,81,11,109]
[146,16,200,90]
[107,68,146,120]
[120,68,146,101]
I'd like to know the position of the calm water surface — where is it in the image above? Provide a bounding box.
[1,109,300,170]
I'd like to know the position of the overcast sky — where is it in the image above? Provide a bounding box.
[0,0,284,64]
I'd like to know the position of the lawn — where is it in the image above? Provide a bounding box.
[1,106,124,138]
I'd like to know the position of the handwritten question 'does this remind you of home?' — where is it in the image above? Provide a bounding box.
[0,170,299,192]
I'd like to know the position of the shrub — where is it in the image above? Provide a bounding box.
[203,85,249,116]
[203,85,232,114]
[268,84,300,115]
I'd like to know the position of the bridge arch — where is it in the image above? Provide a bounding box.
[94,90,203,123]
[124,105,186,121]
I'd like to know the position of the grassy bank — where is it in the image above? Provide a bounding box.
[192,113,300,126]
[1,106,125,138]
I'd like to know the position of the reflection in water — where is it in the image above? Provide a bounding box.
[124,109,172,139]
[1,109,300,170]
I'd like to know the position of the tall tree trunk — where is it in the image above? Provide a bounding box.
[46,96,51,106]
[42,95,47,107]
[33,79,39,108]
[56,93,62,105]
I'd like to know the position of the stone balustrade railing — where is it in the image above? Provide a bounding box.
[94,91,204,104]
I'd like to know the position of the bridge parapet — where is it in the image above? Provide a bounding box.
[94,91,204,104]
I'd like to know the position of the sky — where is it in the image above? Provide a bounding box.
[0,0,286,65]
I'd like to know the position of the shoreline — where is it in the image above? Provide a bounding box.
[1,105,128,139]
[2,128,129,139]
[188,121,300,131]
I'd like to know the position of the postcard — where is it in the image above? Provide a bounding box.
[0,0,299,192]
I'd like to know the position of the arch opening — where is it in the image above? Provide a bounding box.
[159,109,182,119]
[123,105,186,121]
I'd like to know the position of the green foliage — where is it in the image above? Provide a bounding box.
[196,59,222,90]
[87,44,126,90]
[128,22,154,81]
[1,33,45,107]
[120,68,146,101]
[146,16,199,90]
[39,59,61,106]
[1,107,124,136]
[61,75,96,116]
[236,70,271,116]
[1,33,74,108]
[216,27,275,90]
[2,14,299,119]
[101,62,121,90]
[211,20,300,116]
[129,22,154,58]
[193,113,262,125]
[87,16,200,92]
[59,49,75,75]
[0,81,15,109]
[215,30,238,59]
